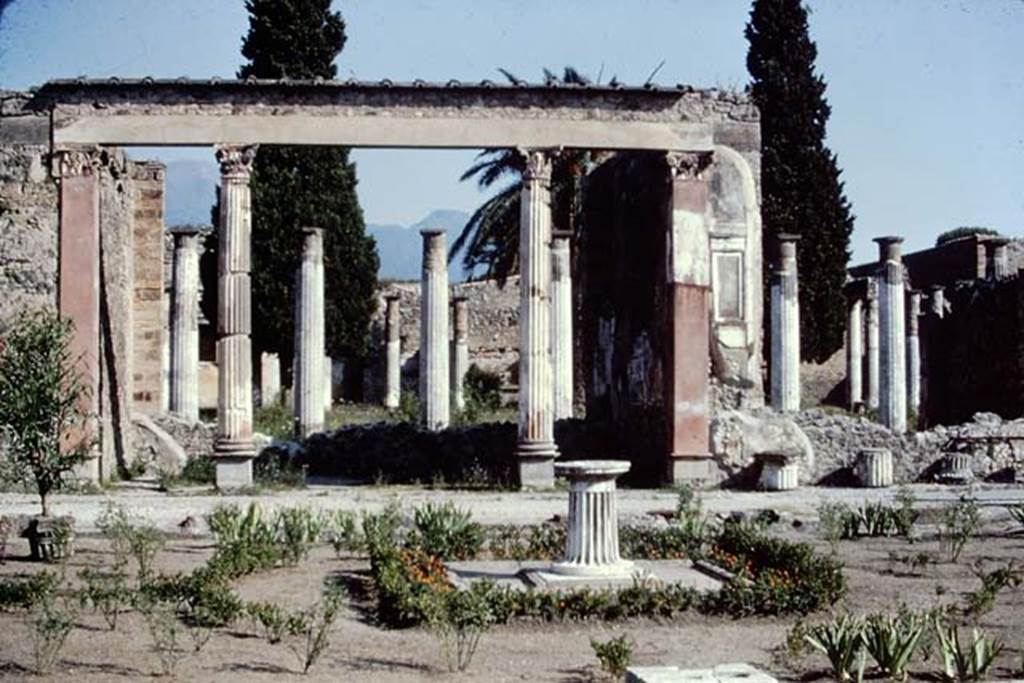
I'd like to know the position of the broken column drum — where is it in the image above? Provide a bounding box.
[169,230,201,422]
[551,229,574,420]
[865,278,881,411]
[293,227,326,438]
[450,296,469,412]
[384,295,401,409]
[770,234,801,412]
[876,237,907,434]
[516,150,558,487]
[906,290,922,420]
[758,453,799,491]
[551,460,633,577]
[855,447,893,488]
[847,298,863,410]
[213,145,258,488]
[419,229,450,430]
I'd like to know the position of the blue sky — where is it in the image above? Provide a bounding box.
[0,0,1021,262]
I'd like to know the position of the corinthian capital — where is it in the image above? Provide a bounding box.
[519,149,553,182]
[665,151,713,180]
[51,147,103,179]
[215,145,258,179]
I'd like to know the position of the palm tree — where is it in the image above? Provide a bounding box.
[450,67,609,283]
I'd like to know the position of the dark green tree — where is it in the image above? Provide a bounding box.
[746,0,854,362]
[238,0,378,373]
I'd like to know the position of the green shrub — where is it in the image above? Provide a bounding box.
[0,571,59,611]
[247,601,307,644]
[464,364,502,412]
[410,502,484,560]
[206,503,283,578]
[136,594,183,677]
[863,612,924,681]
[98,503,166,580]
[935,226,1001,247]
[158,455,216,490]
[591,633,635,680]
[323,509,362,557]
[419,582,495,672]
[29,596,78,675]
[817,502,853,552]
[934,618,1003,682]
[804,614,866,683]
[893,485,920,538]
[275,507,325,565]
[939,496,981,563]
[392,391,421,424]
[254,403,294,441]
[857,502,897,537]
[77,567,131,630]
[962,560,1021,621]
[0,309,92,516]
[286,586,346,674]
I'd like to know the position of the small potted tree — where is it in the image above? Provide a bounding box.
[0,309,91,561]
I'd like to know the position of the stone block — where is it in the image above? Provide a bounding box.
[626,662,778,683]
[855,447,893,488]
[215,457,253,489]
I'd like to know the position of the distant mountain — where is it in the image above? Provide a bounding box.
[368,209,474,282]
[159,158,475,281]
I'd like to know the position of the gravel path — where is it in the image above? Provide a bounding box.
[2,481,1022,534]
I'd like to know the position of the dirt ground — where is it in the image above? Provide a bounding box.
[1,508,1023,681]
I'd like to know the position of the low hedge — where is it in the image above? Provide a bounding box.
[365,511,846,627]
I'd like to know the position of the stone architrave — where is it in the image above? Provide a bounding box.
[384,295,401,409]
[551,460,633,577]
[169,230,201,422]
[664,151,713,484]
[293,227,326,438]
[516,150,559,487]
[551,229,574,420]
[323,355,333,411]
[770,234,801,412]
[450,296,469,412]
[847,298,864,410]
[55,148,103,482]
[213,144,258,488]
[865,278,881,411]
[260,352,281,406]
[419,229,450,430]
[906,290,922,421]
[876,237,907,434]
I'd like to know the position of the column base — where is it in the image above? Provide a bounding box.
[516,443,557,489]
[214,438,255,489]
[665,453,717,486]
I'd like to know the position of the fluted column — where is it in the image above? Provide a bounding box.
[551,460,633,577]
[770,234,801,412]
[866,278,881,411]
[906,289,922,422]
[990,238,1011,279]
[294,227,325,438]
[419,229,450,430]
[551,229,574,420]
[324,356,333,412]
[384,295,401,409]
[450,296,469,412]
[876,237,906,433]
[847,298,863,410]
[516,150,558,488]
[214,144,257,488]
[260,352,281,406]
[169,230,201,422]
[664,151,713,485]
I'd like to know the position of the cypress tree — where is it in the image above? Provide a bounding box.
[746,0,854,362]
[237,0,379,380]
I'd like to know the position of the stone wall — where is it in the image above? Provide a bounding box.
[364,277,521,402]
[0,94,58,331]
[130,161,166,413]
[922,275,1024,425]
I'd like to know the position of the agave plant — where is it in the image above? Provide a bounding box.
[863,612,924,681]
[804,614,865,682]
[934,618,1003,682]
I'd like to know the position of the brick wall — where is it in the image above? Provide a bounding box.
[130,161,166,413]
